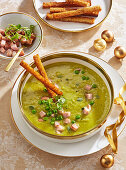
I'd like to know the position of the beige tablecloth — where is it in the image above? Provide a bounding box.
[1,0,126,169]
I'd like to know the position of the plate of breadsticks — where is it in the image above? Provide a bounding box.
[33,0,112,32]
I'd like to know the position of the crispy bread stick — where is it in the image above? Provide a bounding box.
[20,61,63,96]
[46,15,95,24]
[66,0,90,7]
[43,0,91,8]
[46,6,102,19]
[50,7,99,17]
[33,54,57,98]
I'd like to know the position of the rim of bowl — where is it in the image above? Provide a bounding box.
[0,12,43,60]
[33,0,112,33]
[17,51,114,140]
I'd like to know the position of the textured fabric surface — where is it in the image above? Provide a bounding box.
[0,0,126,169]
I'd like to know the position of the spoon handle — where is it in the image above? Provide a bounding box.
[5,47,23,72]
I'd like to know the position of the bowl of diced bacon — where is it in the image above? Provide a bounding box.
[0,12,43,59]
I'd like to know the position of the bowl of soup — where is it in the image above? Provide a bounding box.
[18,52,114,143]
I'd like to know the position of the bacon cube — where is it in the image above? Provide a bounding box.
[54,121,60,127]
[6,49,13,57]
[85,84,92,91]
[21,38,27,45]
[0,47,5,53]
[83,104,91,115]
[10,42,18,51]
[62,111,71,118]
[56,125,64,132]
[71,123,79,131]
[85,93,93,100]
[0,40,6,47]
[64,118,71,124]
[38,118,43,122]
[5,42,11,50]
[39,111,46,118]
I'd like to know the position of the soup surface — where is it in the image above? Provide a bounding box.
[22,62,110,136]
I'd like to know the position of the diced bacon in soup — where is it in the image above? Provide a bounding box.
[71,123,79,131]
[10,42,18,51]
[39,111,46,118]
[83,104,91,115]
[64,118,71,124]
[85,93,93,100]
[54,121,60,127]
[62,111,71,118]
[85,84,92,91]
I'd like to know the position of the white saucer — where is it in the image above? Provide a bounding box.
[11,53,125,157]
[33,0,112,32]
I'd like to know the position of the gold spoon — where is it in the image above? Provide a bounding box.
[5,47,23,72]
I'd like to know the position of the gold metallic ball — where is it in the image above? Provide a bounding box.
[100,154,114,168]
[101,30,114,43]
[114,46,126,59]
[94,38,107,51]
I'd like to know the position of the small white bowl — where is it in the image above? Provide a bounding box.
[0,12,43,60]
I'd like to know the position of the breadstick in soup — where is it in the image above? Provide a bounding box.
[20,61,63,96]
[33,54,57,98]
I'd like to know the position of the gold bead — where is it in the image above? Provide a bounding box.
[94,38,107,51]
[101,30,114,43]
[100,154,114,168]
[114,46,126,59]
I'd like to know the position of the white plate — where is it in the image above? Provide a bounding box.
[33,0,112,32]
[11,52,126,157]
[0,12,43,60]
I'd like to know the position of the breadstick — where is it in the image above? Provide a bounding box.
[33,54,57,98]
[66,0,90,7]
[50,7,99,17]
[46,15,95,24]
[20,61,63,96]
[43,0,91,8]
[46,6,102,19]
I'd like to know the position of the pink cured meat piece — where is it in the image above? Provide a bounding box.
[54,121,60,127]
[83,104,91,115]
[71,123,79,131]
[56,125,64,132]
[12,51,17,57]
[5,42,11,50]
[0,40,6,47]
[85,93,93,100]
[39,111,46,118]
[38,119,43,122]
[10,42,18,51]
[62,111,71,118]
[85,84,92,91]
[0,47,5,53]
[6,49,13,57]
[64,118,71,124]
[26,39,33,45]
[21,38,27,45]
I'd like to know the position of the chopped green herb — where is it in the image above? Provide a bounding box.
[86,77,89,80]
[81,70,85,74]
[43,117,48,121]
[67,126,71,131]
[82,76,86,80]
[58,115,63,120]
[38,100,42,105]
[32,109,36,114]
[56,117,59,121]
[50,121,55,125]
[75,115,81,119]
[43,88,47,92]
[77,98,83,102]
[90,101,94,106]
[74,70,80,74]
[72,120,76,124]
[29,106,34,110]
[51,118,55,121]
[92,84,97,88]
[45,106,50,110]
[47,111,52,117]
